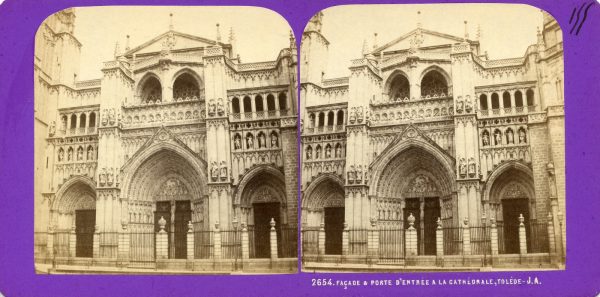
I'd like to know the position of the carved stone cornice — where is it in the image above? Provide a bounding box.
[528,112,547,124]
[547,105,564,118]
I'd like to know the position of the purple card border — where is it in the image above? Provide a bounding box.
[0,0,599,296]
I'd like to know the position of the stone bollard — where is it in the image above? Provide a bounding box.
[47,227,55,262]
[118,223,130,266]
[546,212,557,264]
[187,221,194,261]
[462,218,471,256]
[213,222,222,260]
[406,213,418,257]
[69,227,77,258]
[436,218,444,258]
[241,223,249,260]
[368,218,379,262]
[269,218,278,260]
[490,218,499,256]
[518,214,527,255]
[318,222,326,256]
[93,226,100,259]
[156,217,168,259]
[342,222,349,256]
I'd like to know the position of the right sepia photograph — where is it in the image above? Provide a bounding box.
[299,4,564,272]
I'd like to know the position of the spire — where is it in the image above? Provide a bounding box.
[229,27,237,56]
[125,35,130,51]
[417,11,422,29]
[372,33,378,50]
[289,30,296,49]
[114,41,120,58]
[216,23,221,43]
[476,24,481,41]
[169,13,174,30]
[463,20,469,40]
[362,39,369,56]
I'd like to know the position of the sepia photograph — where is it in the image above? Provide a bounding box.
[299,4,565,272]
[33,6,298,274]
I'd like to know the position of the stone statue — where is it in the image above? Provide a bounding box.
[306,148,312,160]
[357,107,364,123]
[347,165,355,184]
[108,109,116,125]
[519,129,527,143]
[208,99,216,116]
[77,147,83,161]
[101,109,108,126]
[107,169,114,186]
[258,134,266,148]
[49,121,56,136]
[68,149,73,161]
[217,98,225,116]
[325,146,331,158]
[356,165,363,183]
[234,135,241,150]
[482,133,490,146]
[220,161,227,180]
[99,168,107,186]
[465,97,473,113]
[349,108,356,124]
[87,147,93,160]
[335,146,342,158]
[211,162,219,181]
[468,158,476,177]
[494,130,502,145]
[315,146,321,159]
[271,133,278,147]
[456,99,464,113]
[246,134,254,149]
[459,158,467,177]
[507,129,514,144]
[58,149,64,162]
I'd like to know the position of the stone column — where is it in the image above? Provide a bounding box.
[405,213,418,257]
[518,214,527,255]
[318,222,325,256]
[490,218,499,256]
[156,217,168,259]
[547,212,557,264]
[69,227,76,258]
[93,226,100,258]
[241,223,249,260]
[486,93,492,111]
[187,221,194,261]
[462,218,471,256]
[342,222,349,256]
[368,219,379,262]
[118,223,130,266]
[213,222,222,260]
[270,218,278,260]
[435,218,443,258]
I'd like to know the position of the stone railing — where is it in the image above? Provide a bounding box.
[134,56,158,69]
[322,77,349,87]
[304,125,345,135]
[237,61,278,71]
[171,52,203,63]
[122,99,203,127]
[370,97,454,126]
[484,57,524,68]
[230,109,291,121]
[75,79,101,89]
[479,105,537,118]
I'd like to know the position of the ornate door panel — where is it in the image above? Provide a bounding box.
[324,207,344,255]
[75,209,95,258]
[174,201,191,259]
[502,198,529,253]
[423,198,440,255]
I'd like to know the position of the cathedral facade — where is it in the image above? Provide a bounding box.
[300,11,565,268]
[34,9,298,271]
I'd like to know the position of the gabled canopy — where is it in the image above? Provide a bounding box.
[124,30,230,57]
[372,28,477,54]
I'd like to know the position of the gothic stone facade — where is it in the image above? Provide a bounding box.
[34,9,298,265]
[300,12,564,263]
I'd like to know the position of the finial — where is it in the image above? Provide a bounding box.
[464,20,469,40]
[476,24,481,41]
[169,13,174,30]
[289,30,296,49]
[216,23,221,43]
[417,11,422,28]
[114,41,120,58]
[362,38,369,56]
[228,27,235,43]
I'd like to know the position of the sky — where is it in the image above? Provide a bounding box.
[71,6,292,80]
[317,4,545,78]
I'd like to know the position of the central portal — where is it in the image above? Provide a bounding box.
[502,198,530,253]
[75,209,95,258]
[253,202,281,258]
[154,200,192,259]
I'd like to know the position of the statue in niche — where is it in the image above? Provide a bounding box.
[211,162,219,181]
[87,147,94,160]
[77,147,83,161]
[49,121,56,136]
[482,132,490,146]
[347,165,355,184]
[459,158,467,177]
[306,148,312,160]
[217,98,225,116]
[101,109,108,126]
[468,158,476,177]
[58,149,64,162]
[258,133,266,148]
[107,168,114,186]
[270,133,278,147]
[325,146,331,158]
[349,108,356,124]
[246,134,254,149]
[519,129,527,143]
[507,129,515,144]
[233,135,242,150]
[99,168,107,186]
[315,146,322,159]
[208,99,216,116]
[357,107,364,123]
[220,161,227,180]
[494,130,502,145]
[465,96,473,113]
[108,109,116,125]
[456,99,464,113]
[356,165,363,183]
[67,149,73,161]
[335,146,342,158]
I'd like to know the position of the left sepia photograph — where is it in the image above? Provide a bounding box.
[34,6,299,274]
